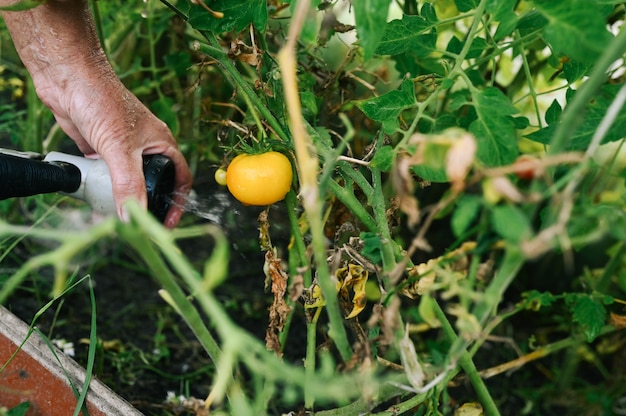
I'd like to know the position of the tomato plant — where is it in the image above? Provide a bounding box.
[5,0,626,415]
[225,151,292,206]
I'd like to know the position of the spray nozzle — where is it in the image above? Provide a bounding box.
[0,149,176,224]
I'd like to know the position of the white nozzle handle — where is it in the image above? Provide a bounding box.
[44,151,117,215]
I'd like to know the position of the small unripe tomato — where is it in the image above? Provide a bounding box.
[214,168,227,185]
[226,151,293,206]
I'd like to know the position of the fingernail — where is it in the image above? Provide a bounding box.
[165,209,182,228]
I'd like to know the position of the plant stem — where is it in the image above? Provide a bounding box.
[285,189,312,286]
[25,77,44,153]
[328,179,377,232]
[433,299,500,416]
[337,161,374,195]
[398,0,488,148]
[304,320,317,408]
[370,167,397,274]
[472,247,525,324]
[197,35,290,142]
[277,0,352,363]
[448,247,524,398]
[596,242,626,293]
[119,210,222,363]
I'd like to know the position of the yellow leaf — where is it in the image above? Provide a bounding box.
[337,264,369,319]
[305,282,326,309]
[455,402,483,416]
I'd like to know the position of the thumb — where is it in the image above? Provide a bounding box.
[104,153,147,221]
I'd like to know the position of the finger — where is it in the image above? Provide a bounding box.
[53,116,97,155]
[160,149,193,228]
[103,151,148,221]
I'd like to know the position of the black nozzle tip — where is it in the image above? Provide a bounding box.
[143,155,175,223]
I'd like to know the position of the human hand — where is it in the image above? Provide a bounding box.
[2,0,192,227]
[39,71,193,227]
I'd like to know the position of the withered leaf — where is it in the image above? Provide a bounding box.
[392,151,421,228]
[609,312,626,329]
[264,250,291,357]
[336,264,369,319]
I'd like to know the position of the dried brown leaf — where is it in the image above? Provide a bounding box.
[381,297,401,346]
[228,39,262,66]
[289,274,305,302]
[264,250,291,356]
[258,210,272,251]
[609,312,626,329]
[392,151,421,228]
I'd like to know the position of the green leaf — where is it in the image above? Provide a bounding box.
[446,36,489,59]
[300,90,319,117]
[353,0,391,59]
[486,0,517,20]
[186,0,268,33]
[455,0,479,12]
[532,0,613,64]
[7,402,30,416]
[595,204,626,241]
[519,290,558,311]
[565,294,608,342]
[526,85,626,150]
[516,9,548,37]
[370,145,394,172]
[452,195,482,237]
[411,163,449,182]
[512,116,530,130]
[408,132,454,183]
[491,204,532,243]
[356,78,416,122]
[419,294,442,327]
[360,232,383,264]
[421,3,438,24]
[544,99,562,125]
[297,1,320,45]
[562,59,593,83]
[375,15,437,56]
[487,0,519,41]
[469,87,519,166]
[0,0,43,11]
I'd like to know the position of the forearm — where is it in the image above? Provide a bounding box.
[1,0,113,98]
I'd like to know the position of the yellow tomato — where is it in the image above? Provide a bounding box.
[226,151,293,205]
[214,168,227,185]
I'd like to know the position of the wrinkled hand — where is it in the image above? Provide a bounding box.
[1,0,192,227]
[37,68,193,227]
